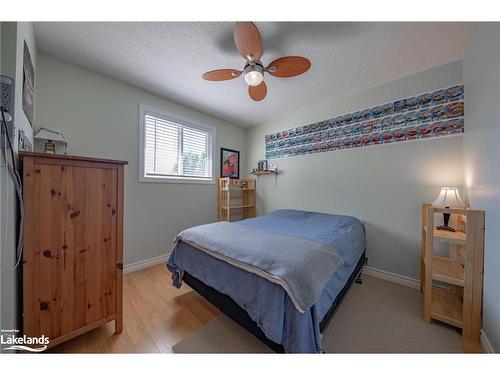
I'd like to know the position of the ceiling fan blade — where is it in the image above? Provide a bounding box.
[202,69,241,81]
[234,22,263,62]
[267,56,311,78]
[248,81,267,102]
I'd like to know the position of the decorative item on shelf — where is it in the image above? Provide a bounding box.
[34,126,67,155]
[220,147,240,179]
[250,159,279,176]
[257,159,268,172]
[432,187,464,232]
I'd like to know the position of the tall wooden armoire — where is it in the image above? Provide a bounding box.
[21,152,127,349]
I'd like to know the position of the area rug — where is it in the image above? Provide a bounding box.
[172,275,462,353]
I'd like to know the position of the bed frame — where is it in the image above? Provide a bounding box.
[183,251,367,353]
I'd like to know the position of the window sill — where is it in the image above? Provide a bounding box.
[139,175,215,184]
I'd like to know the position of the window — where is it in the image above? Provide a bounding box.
[139,104,215,183]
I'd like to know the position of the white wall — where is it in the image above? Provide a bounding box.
[463,24,500,353]
[0,22,37,335]
[35,53,246,266]
[246,61,464,280]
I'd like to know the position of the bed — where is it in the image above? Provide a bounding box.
[167,209,366,353]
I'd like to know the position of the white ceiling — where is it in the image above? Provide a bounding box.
[34,22,474,127]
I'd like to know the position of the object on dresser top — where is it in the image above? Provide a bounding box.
[34,126,68,154]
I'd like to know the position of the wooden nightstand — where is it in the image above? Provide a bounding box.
[420,203,485,342]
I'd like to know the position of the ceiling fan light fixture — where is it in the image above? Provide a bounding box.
[201,22,311,102]
[244,64,264,86]
[245,71,264,86]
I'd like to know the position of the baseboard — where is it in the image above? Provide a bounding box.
[362,266,420,289]
[123,254,170,274]
[481,329,495,353]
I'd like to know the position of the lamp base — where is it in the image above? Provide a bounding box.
[436,225,456,232]
[438,211,456,232]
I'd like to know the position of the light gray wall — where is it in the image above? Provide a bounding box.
[0,22,37,336]
[35,53,246,266]
[246,61,464,280]
[463,24,500,353]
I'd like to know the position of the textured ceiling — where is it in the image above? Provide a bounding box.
[34,22,474,127]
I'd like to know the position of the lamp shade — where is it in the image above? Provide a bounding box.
[34,127,66,144]
[432,187,464,207]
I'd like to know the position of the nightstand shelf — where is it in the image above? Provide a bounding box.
[431,256,464,286]
[431,287,463,328]
[423,226,466,245]
[420,203,485,342]
[218,178,256,221]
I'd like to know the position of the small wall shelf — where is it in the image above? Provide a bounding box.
[250,170,279,176]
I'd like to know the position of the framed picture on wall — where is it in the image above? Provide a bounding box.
[22,41,35,128]
[220,148,240,179]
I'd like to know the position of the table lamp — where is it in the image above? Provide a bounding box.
[432,187,464,232]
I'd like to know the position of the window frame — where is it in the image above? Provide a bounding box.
[138,103,216,184]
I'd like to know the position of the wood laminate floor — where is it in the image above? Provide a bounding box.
[49,264,483,353]
[49,264,219,353]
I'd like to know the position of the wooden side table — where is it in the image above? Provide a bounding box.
[420,203,485,342]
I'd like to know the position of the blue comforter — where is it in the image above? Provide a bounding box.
[174,221,343,313]
[167,209,365,353]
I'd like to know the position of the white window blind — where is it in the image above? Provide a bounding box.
[140,105,214,183]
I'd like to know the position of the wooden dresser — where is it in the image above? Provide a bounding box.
[21,152,127,349]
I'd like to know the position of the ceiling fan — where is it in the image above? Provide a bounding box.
[202,22,311,102]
